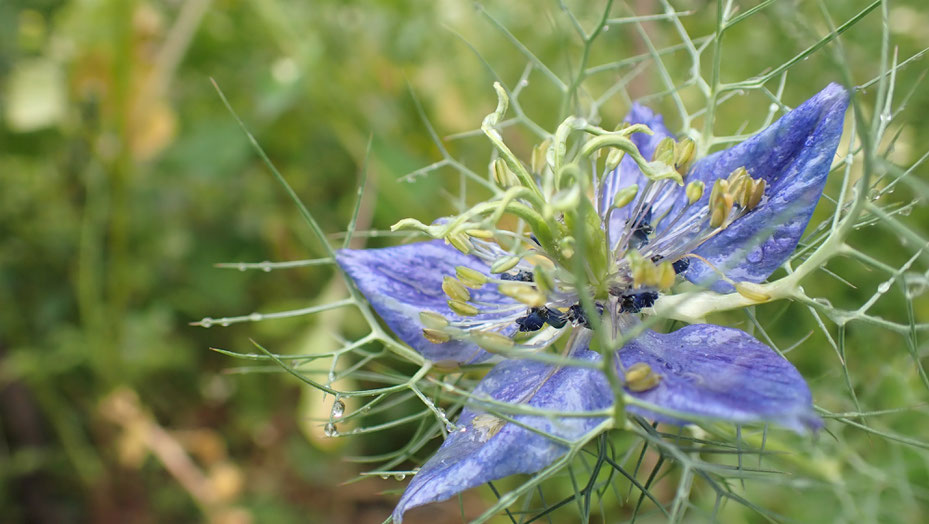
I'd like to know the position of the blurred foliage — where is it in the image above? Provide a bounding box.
[1,0,927,522]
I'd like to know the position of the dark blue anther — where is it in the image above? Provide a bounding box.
[541,307,567,329]
[501,270,534,282]
[530,234,540,246]
[672,258,690,274]
[566,302,604,328]
[620,291,659,314]
[516,308,546,332]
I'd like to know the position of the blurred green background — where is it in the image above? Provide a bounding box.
[2,1,927,522]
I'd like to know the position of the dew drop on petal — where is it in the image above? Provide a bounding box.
[331,399,345,419]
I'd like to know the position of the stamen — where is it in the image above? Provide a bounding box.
[624,362,661,392]
[442,276,471,302]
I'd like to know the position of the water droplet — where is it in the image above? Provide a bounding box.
[877,281,891,294]
[220,320,230,327]
[328,371,336,382]
[768,103,778,112]
[324,422,338,437]
[249,312,263,322]
[380,474,389,480]
[331,399,345,419]
[394,473,406,481]
[445,422,457,432]
[519,79,529,87]
[199,317,213,328]
[260,261,272,272]
[436,407,446,417]
[880,113,891,123]
[238,263,247,272]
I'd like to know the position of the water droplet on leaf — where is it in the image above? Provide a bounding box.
[331,399,345,419]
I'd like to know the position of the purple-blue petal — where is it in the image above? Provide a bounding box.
[392,348,610,522]
[681,84,849,291]
[336,240,516,364]
[600,103,675,220]
[618,324,820,433]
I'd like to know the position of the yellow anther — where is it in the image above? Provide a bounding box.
[465,228,495,239]
[531,138,551,175]
[746,179,766,210]
[470,331,515,353]
[498,283,547,307]
[447,299,479,317]
[456,266,488,288]
[490,256,521,274]
[657,261,676,290]
[422,328,451,344]
[419,311,450,329]
[442,276,471,302]
[709,179,734,228]
[492,158,519,188]
[652,137,675,164]
[686,181,705,204]
[471,414,507,441]
[673,137,696,174]
[625,362,661,392]
[735,282,772,302]
[613,184,639,209]
[447,233,473,254]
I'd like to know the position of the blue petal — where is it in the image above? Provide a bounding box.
[681,84,849,291]
[393,347,610,522]
[600,103,674,220]
[618,324,820,433]
[336,240,516,364]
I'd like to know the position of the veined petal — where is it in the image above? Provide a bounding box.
[393,344,610,522]
[618,324,820,433]
[682,84,849,291]
[336,240,516,364]
[600,103,674,220]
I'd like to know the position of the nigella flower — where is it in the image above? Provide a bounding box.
[336,83,848,521]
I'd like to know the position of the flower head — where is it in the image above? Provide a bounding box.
[337,83,848,521]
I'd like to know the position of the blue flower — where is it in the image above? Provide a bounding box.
[337,84,848,522]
